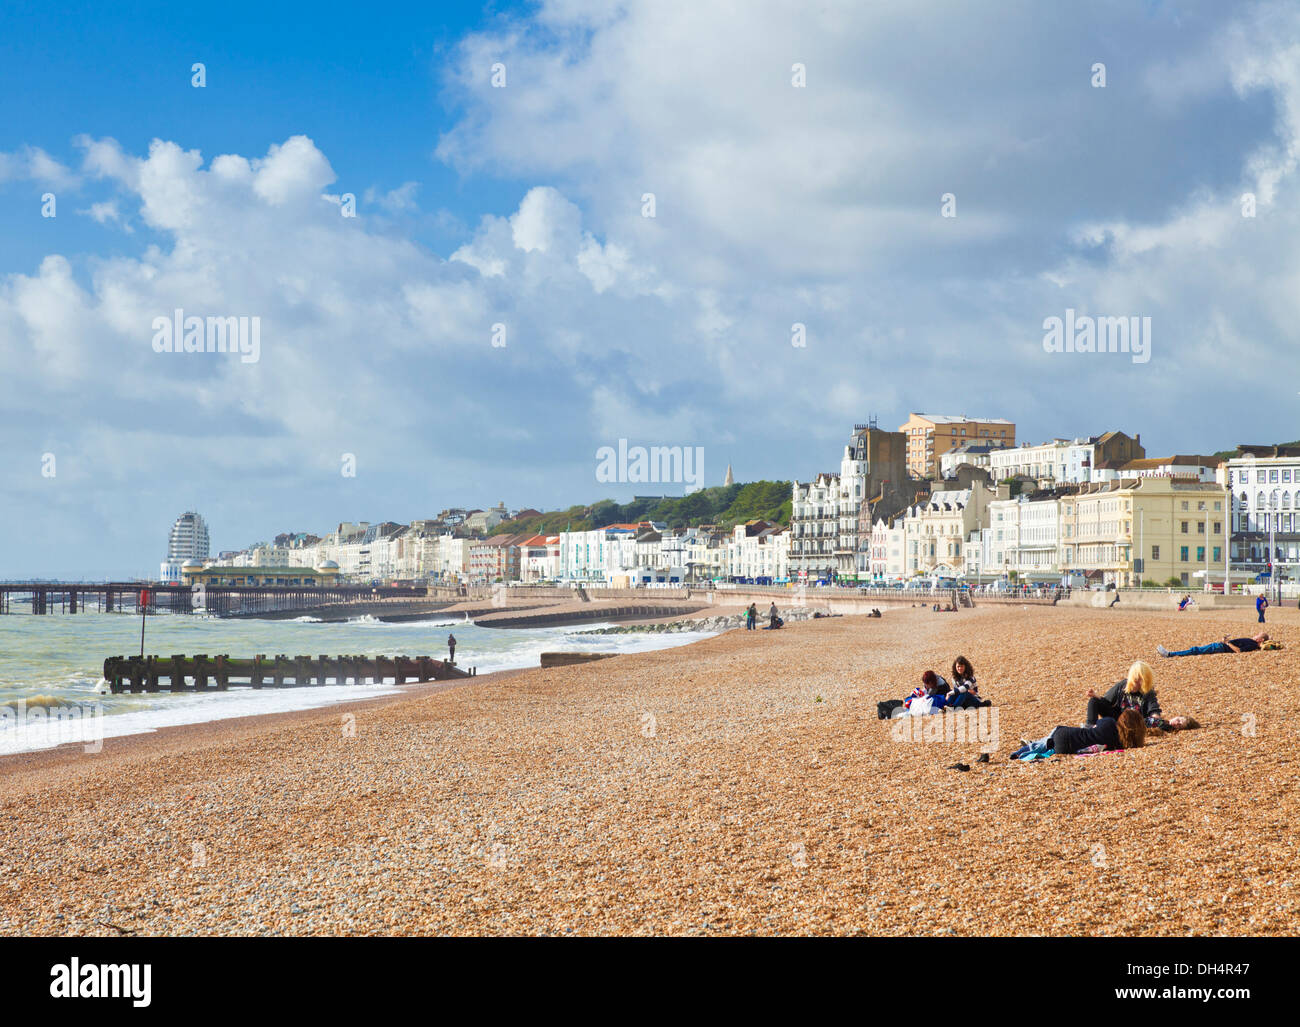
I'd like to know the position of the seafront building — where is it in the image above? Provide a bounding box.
[986,432,1144,485]
[902,485,994,577]
[159,511,211,584]
[1060,478,1226,588]
[1223,444,1300,585]
[898,413,1016,479]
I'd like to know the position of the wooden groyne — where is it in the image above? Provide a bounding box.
[539,651,617,668]
[102,654,475,693]
[474,603,707,629]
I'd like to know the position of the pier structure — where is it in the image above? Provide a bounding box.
[0,582,427,616]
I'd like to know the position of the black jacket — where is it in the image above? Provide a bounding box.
[1100,680,1161,719]
[1050,717,1121,755]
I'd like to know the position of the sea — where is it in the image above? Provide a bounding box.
[0,612,716,755]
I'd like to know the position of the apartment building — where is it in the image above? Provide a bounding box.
[1223,444,1300,582]
[898,413,1015,479]
[987,490,1071,581]
[939,441,1010,479]
[1092,454,1219,483]
[789,472,840,582]
[989,431,1144,485]
[1059,478,1226,588]
[867,517,907,580]
[902,485,993,577]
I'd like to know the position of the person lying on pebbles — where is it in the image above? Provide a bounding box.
[1010,708,1146,760]
[1156,632,1275,658]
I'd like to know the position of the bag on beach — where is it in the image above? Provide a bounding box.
[877,699,904,720]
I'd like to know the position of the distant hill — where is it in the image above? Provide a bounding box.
[497,481,793,536]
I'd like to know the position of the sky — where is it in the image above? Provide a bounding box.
[2,0,1298,578]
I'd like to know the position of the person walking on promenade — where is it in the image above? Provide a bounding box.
[1257,593,1269,624]
[1157,632,1271,658]
[447,633,457,663]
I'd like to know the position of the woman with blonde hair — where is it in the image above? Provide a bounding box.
[1085,660,1160,726]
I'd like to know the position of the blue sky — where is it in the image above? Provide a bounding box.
[2,1,1299,578]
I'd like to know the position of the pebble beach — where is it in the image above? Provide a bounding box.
[2,603,1296,936]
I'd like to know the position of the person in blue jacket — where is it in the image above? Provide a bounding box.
[1257,594,1269,623]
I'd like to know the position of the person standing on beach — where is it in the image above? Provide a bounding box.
[746,603,757,630]
[768,601,778,627]
[1257,594,1269,623]
[447,633,457,663]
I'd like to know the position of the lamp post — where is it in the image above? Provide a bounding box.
[1269,491,1279,605]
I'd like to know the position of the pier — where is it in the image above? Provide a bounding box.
[0,582,428,617]
[102,653,475,693]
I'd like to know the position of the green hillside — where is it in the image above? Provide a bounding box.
[497,481,792,536]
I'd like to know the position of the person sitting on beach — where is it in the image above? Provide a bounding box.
[1156,633,1272,658]
[1010,709,1146,760]
[946,656,991,709]
[902,670,950,713]
[1178,594,1192,611]
[1084,660,1160,726]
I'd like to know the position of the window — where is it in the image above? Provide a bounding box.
[1181,521,1189,533]
[1181,501,1189,511]
[1271,470,1279,482]
[1214,522,1221,534]
[1285,469,1293,482]
[1152,545,1160,560]
[1197,547,1205,562]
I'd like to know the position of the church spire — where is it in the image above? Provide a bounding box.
[724,464,734,486]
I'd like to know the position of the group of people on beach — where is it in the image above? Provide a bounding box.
[745,602,783,630]
[1011,660,1200,759]
[877,655,990,718]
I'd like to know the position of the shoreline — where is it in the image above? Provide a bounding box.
[2,604,1296,936]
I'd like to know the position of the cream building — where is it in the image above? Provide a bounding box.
[1060,478,1226,588]
[902,486,993,577]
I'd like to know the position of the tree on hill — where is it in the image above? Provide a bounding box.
[495,481,792,535]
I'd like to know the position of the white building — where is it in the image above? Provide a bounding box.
[1223,445,1300,583]
[987,492,1065,581]
[160,511,210,583]
[939,441,1010,479]
[1092,455,1220,484]
[868,518,907,581]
